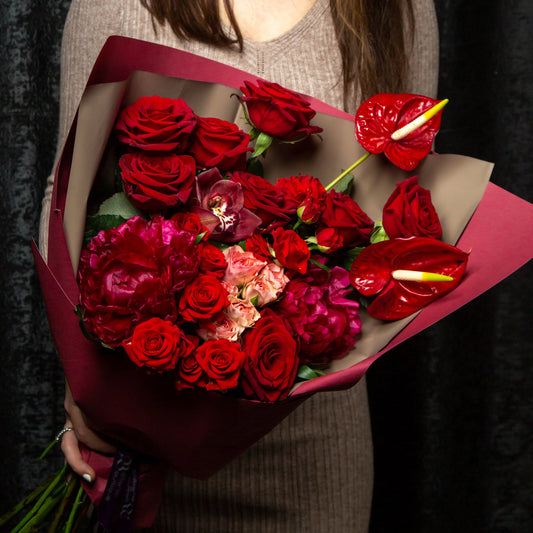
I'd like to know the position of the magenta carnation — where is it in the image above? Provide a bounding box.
[77,216,200,347]
[272,264,361,363]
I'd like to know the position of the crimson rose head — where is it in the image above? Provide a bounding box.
[240,80,323,141]
[114,95,197,152]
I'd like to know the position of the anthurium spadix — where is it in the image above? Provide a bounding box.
[349,237,468,320]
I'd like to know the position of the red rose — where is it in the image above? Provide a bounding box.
[276,174,326,222]
[78,217,200,347]
[230,171,291,230]
[319,190,374,247]
[382,176,442,239]
[241,311,299,402]
[178,274,229,322]
[122,318,195,372]
[187,116,251,172]
[119,152,196,211]
[175,350,207,390]
[195,339,246,391]
[271,227,310,274]
[240,80,323,141]
[245,231,272,261]
[114,95,197,152]
[170,212,209,239]
[316,227,344,253]
[198,242,228,279]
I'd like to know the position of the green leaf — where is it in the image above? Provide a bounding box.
[84,214,129,245]
[333,172,355,195]
[250,132,273,159]
[297,364,326,381]
[309,258,330,272]
[97,191,143,219]
[370,221,390,244]
[246,156,264,177]
[339,246,366,271]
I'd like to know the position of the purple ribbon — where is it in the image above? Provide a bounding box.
[98,449,139,533]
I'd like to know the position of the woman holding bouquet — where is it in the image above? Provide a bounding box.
[40,0,438,531]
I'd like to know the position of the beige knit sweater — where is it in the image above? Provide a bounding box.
[40,1,438,531]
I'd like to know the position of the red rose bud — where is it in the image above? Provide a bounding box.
[170,212,210,239]
[119,152,196,211]
[355,93,446,171]
[382,176,442,240]
[123,318,194,373]
[178,274,229,322]
[241,310,299,402]
[114,95,197,152]
[319,190,374,247]
[240,80,323,141]
[175,349,207,390]
[276,174,326,221]
[194,339,246,391]
[349,237,468,320]
[197,242,228,279]
[316,227,344,253]
[187,116,252,172]
[271,227,311,274]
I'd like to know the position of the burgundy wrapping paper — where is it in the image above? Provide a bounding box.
[33,36,533,524]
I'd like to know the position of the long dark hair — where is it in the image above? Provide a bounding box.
[139,0,414,102]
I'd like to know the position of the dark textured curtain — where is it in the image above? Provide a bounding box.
[0,1,531,532]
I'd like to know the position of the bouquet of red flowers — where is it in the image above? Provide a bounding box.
[9,37,530,531]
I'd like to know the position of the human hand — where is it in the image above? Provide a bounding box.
[60,381,116,483]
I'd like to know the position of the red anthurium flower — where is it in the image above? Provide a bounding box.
[349,237,468,320]
[355,93,445,171]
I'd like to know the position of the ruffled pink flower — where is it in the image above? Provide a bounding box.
[223,245,267,286]
[77,216,200,347]
[241,263,289,306]
[226,297,261,329]
[272,264,361,363]
[197,314,245,343]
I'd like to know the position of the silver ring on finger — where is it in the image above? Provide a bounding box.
[56,426,74,443]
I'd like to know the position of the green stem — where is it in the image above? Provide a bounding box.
[46,477,78,533]
[11,464,68,533]
[18,488,65,533]
[325,151,371,191]
[0,471,58,528]
[63,484,86,533]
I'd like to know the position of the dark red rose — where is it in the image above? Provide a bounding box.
[178,274,229,322]
[119,152,196,211]
[122,318,194,372]
[241,310,299,402]
[175,350,207,390]
[316,227,344,253]
[194,339,246,391]
[78,216,200,347]
[319,190,374,247]
[187,116,251,172]
[170,212,209,239]
[382,176,442,239]
[276,174,326,222]
[114,95,197,152]
[240,80,323,141]
[198,242,228,279]
[245,231,272,261]
[230,171,291,230]
[271,227,310,274]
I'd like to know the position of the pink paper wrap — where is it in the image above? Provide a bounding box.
[33,36,533,527]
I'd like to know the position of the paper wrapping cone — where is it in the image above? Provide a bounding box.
[33,36,533,524]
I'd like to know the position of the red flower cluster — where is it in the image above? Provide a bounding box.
[78,87,467,402]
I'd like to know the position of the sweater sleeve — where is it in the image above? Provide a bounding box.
[407,0,439,99]
[39,0,123,260]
